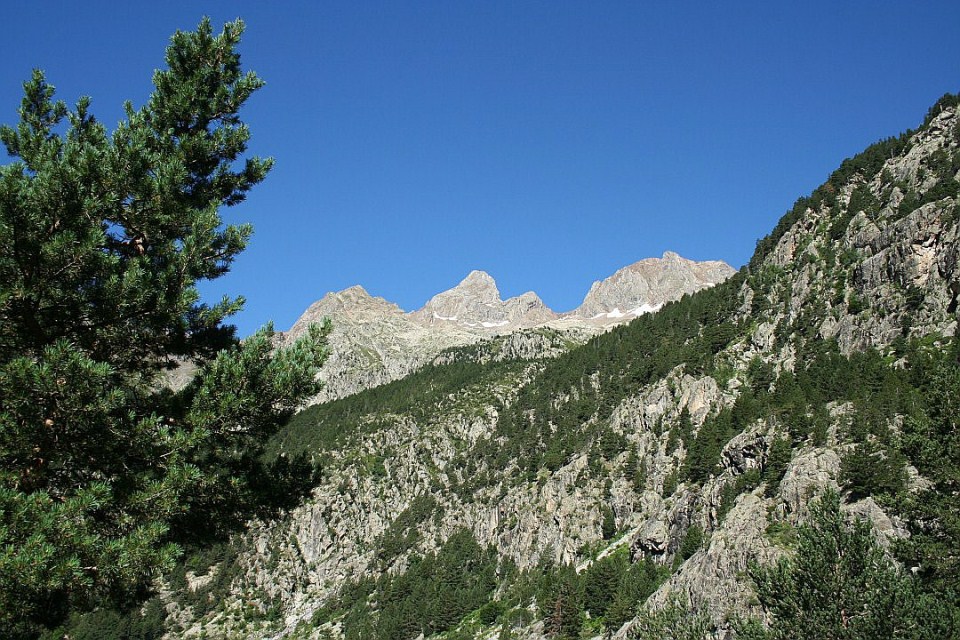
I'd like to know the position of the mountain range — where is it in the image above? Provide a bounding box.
[68,95,960,640]
[286,251,734,401]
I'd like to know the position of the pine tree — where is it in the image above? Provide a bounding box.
[899,338,960,604]
[0,19,328,637]
[744,490,953,639]
[629,595,710,640]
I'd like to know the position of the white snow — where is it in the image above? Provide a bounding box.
[628,303,662,316]
[432,312,458,321]
[481,320,509,328]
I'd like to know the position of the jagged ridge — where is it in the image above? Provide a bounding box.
[286,253,735,402]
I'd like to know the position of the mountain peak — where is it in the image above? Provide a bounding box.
[315,284,376,309]
[410,270,502,327]
[335,284,372,299]
[461,269,496,285]
[288,285,402,338]
[408,270,558,331]
[452,270,501,301]
[573,252,735,320]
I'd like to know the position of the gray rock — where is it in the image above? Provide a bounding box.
[572,251,736,320]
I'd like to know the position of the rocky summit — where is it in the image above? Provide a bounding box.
[410,270,557,330]
[572,251,736,321]
[74,94,960,640]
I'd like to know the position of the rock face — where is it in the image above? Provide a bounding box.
[757,107,960,356]
[573,251,736,321]
[287,254,735,401]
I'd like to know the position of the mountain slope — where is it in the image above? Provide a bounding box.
[64,94,960,640]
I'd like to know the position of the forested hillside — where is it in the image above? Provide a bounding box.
[24,70,960,640]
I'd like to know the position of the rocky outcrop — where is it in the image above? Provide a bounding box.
[284,285,482,402]
[756,107,960,356]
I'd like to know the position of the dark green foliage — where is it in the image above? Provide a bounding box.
[327,530,498,640]
[662,470,679,496]
[477,600,506,625]
[603,554,670,630]
[676,407,694,449]
[543,565,583,638]
[717,468,761,522]
[601,504,617,540]
[665,408,692,455]
[625,448,647,491]
[0,20,328,636]
[376,495,438,566]
[762,436,792,497]
[743,491,955,639]
[317,543,668,640]
[682,409,735,483]
[629,595,711,640]
[747,357,775,393]
[897,338,960,600]
[382,530,497,639]
[171,540,243,619]
[829,183,880,241]
[596,428,629,461]
[846,291,865,314]
[904,284,926,311]
[39,598,167,640]
[898,187,922,217]
[537,549,668,637]
[891,138,960,222]
[675,524,704,567]
[840,439,907,501]
[848,183,881,219]
[265,356,524,461]
[582,556,620,621]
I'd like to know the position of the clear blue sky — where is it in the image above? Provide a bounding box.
[3,2,959,337]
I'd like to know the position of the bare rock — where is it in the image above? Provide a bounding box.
[573,251,736,320]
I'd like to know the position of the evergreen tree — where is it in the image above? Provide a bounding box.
[762,435,792,497]
[899,337,960,603]
[0,19,328,637]
[629,595,710,640]
[744,491,953,639]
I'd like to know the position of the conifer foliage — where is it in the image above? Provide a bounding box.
[0,19,328,636]
[741,491,954,639]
